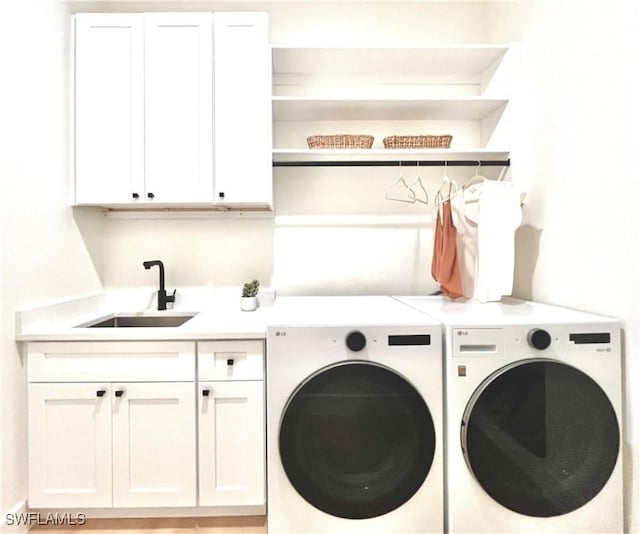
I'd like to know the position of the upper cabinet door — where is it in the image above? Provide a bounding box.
[213,13,272,207]
[144,13,214,204]
[74,14,144,205]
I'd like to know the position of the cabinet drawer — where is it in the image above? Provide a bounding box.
[198,341,264,381]
[28,342,195,382]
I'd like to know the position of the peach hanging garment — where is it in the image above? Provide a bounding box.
[438,200,463,298]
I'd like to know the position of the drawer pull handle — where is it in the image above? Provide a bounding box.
[202,389,210,397]
[115,390,124,397]
[96,389,106,397]
[227,358,234,366]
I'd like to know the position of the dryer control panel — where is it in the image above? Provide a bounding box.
[452,324,619,358]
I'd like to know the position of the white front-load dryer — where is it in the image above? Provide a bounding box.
[395,296,623,534]
[267,297,443,533]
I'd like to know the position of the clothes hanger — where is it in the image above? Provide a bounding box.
[407,162,429,205]
[457,161,485,223]
[385,161,416,203]
[434,161,458,207]
[463,161,486,190]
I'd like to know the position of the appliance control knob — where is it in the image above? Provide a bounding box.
[528,328,552,350]
[346,331,366,352]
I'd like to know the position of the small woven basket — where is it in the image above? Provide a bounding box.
[307,134,374,149]
[383,135,453,149]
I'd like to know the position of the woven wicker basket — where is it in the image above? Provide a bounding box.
[383,135,452,149]
[307,134,374,149]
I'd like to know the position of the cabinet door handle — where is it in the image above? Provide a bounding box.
[147,192,155,199]
[202,389,210,397]
[96,389,106,397]
[132,192,139,199]
[115,390,125,397]
[227,358,234,366]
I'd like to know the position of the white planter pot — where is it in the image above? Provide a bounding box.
[240,296,258,311]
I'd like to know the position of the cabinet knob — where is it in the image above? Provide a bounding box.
[218,192,225,199]
[147,192,155,199]
[96,389,106,397]
[132,192,139,199]
[202,389,210,397]
[115,390,125,397]
[227,358,234,366]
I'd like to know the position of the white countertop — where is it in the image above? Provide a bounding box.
[15,291,437,342]
[21,291,611,343]
[394,295,619,326]
[15,288,274,342]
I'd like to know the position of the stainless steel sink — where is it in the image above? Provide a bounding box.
[78,314,197,328]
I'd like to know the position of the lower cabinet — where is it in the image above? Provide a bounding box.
[27,342,196,509]
[28,381,196,509]
[27,339,265,513]
[197,341,265,507]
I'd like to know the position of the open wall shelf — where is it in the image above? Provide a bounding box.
[271,44,514,166]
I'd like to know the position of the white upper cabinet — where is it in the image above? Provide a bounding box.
[74,12,272,209]
[75,12,213,206]
[144,13,213,204]
[74,14,144,204]
[213,13,272,207]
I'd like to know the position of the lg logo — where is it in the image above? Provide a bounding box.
[275,331,287,337]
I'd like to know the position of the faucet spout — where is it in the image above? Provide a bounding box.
[143,260,175,311]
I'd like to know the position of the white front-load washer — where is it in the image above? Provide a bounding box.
[395,296,623,533]
[267,296,443,533]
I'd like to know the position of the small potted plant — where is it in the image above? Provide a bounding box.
[241,279,260,311]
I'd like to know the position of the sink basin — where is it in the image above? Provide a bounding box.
[79,314,197,328]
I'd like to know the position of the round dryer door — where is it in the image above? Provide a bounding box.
[461,359,619,517]
[279,361,436,520]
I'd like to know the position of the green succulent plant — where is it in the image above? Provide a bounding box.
[242,279,260,298]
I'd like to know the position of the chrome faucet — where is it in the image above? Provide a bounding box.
[143,260,176,311]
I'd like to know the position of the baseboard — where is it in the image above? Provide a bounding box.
[1,500,29,534]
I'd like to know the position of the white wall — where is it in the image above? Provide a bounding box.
[0,0,103,526]
[493,0,640,531]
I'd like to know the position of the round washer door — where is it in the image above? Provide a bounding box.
[462,359,619,517]
[279,361,436,520]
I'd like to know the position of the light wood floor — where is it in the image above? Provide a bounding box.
[30,516,267,534]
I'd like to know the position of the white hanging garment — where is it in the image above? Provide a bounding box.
[474,180,522,302]
[450,189,478,299]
